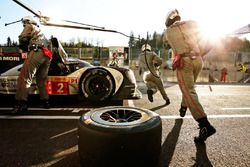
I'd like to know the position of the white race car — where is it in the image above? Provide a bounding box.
[0,38,141,103]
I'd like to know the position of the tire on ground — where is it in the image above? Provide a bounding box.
[78,106,162,167]
[79,68,115,102]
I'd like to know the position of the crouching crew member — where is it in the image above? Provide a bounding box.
[138,44,170,105]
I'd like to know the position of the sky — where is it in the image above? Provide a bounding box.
[0,0,249,47]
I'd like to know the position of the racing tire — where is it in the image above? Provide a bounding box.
[78,106,162,167]
[79,68,115,102]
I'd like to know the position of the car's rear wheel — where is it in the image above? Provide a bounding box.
[78,106,162,167]
[79,68,115,102]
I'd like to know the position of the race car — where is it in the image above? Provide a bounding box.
[0,38,142,103]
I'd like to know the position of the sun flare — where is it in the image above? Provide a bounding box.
[198,21,229,44]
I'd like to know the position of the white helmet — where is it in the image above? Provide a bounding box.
[141,44,151,52]
[22,16,37,25]
[165,9,180,27]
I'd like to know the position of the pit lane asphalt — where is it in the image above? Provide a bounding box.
[0,83,250,167]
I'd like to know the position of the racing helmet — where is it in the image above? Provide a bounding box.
[165,9,181,27]
[22,16,37,25]
[141,44,151,52]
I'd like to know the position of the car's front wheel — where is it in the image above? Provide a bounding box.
[79,68,115,102]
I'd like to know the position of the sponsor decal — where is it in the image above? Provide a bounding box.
[0,56,20,61]
[69,78,78,84]
[49,76,69,82]
[21,53,27,59]
[0,53,21,61]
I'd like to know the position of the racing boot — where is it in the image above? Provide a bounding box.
[147,89,154,102]
[40,99,50,109]
[11,100,28,114]
[194,117,216,143]
[179,105,187,117]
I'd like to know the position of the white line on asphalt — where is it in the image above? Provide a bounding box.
[221,107,250,110]
[50,128,77,139]
[208,114,250,118]
[0,115,80,119]
[0,107,93,111]
[1,106,249,113]
[1,114,250,120]
[161,114,250,119]
[195,85,250,88]
[72,108,82,113]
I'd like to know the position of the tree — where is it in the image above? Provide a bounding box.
[12,41,18,46]
[128,31,136,48]
[242,38,250,52]
[134,35,141,48]
[69,38,75,47]
[152,32,157,49]
[7,37,11,46]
